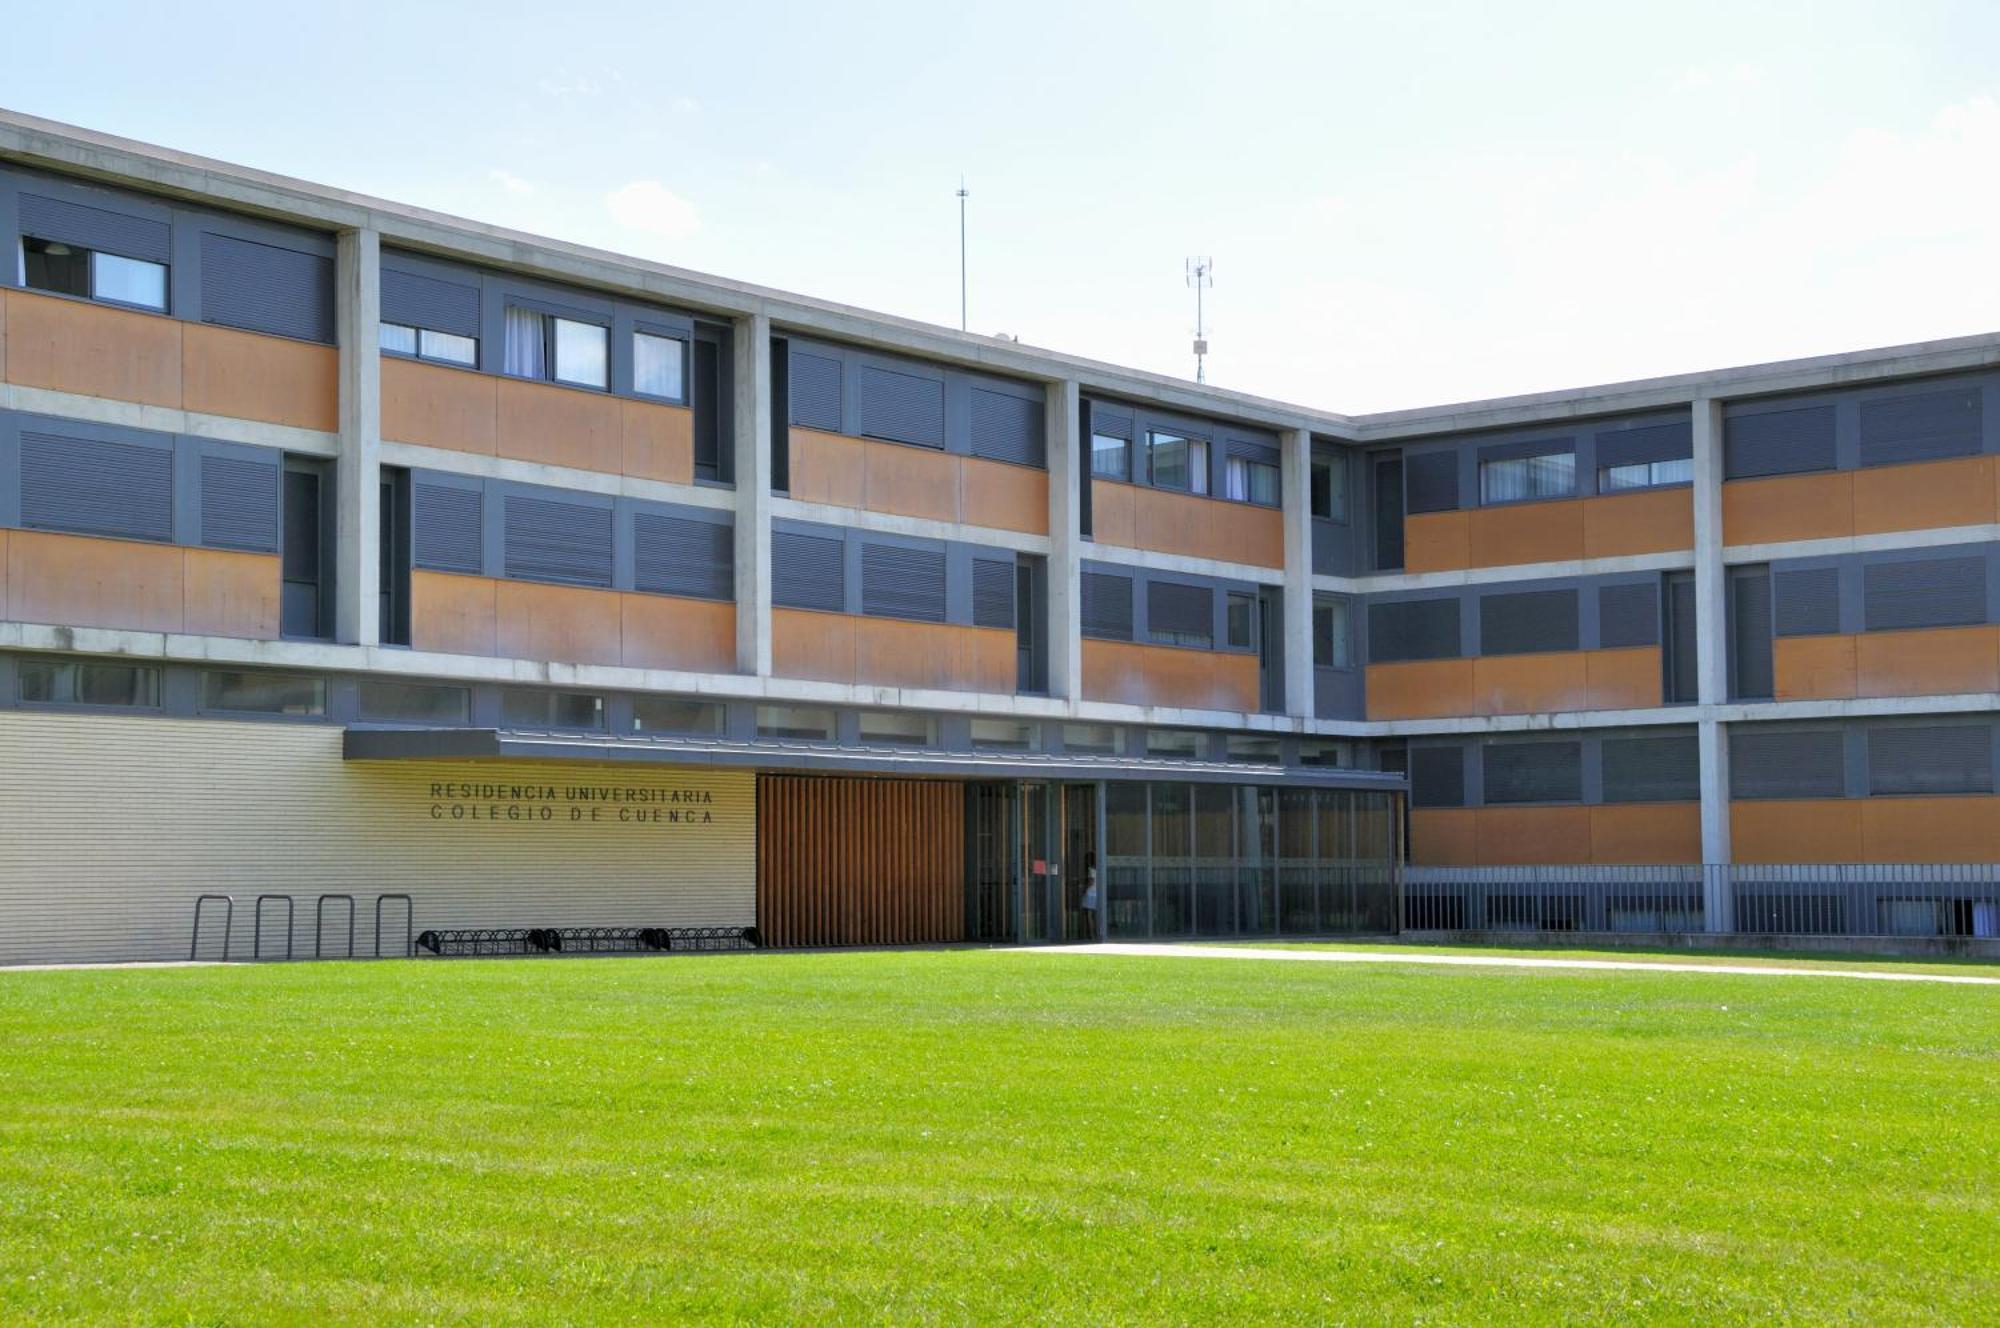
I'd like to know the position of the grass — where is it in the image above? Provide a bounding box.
[0,949,1995,1325]
[1198,937,2000,978]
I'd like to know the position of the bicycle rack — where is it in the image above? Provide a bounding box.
[375,893,414,958]
[315,894,356,959]
[253,894,294,961]
[189,894,235,961]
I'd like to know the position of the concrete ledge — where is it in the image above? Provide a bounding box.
[1400,929,2000,960]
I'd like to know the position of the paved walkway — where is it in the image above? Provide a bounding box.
[1025,942,2000,986]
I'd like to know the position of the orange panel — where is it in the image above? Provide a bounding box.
[381,357,498,455]
[786,428,865,507]
[1774,634,1857,700]
[956,625,1020,694]
[620,401,695,485]
[1851,456,1997,536]
[410,571,498,656]
[619,594,735,672]
[1206,499,1285,568]
[181,549,281,639]
[1081,638,1151,705]
[1365,659,1477,720]
[494,580,624,666]
[5,530,183,633]
[1472,652,1589,715]
[1589,803,1701,864]
[1403,510,1470,573]
[1467,500,1584,568]
[1582,488,1693,559]
[1730,800,1864,864]
[181,324,337,432]
[496,377,624,474]
[960,456,1048,534]
[1854,626,1999,698]
[853,616,953,689]
[1476,805,1593,865]
[1722,471,1852,546]
[3,289,181,407]
[1409,808,1479,866]
[1584,647,1662,710]
[1090,480,1137,548]
[1157,646,1261,711]
[772,607,858,683]
[863,439,959,523]
[1860,796,2000,864]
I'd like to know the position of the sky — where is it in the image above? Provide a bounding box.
[5,0,1998,413]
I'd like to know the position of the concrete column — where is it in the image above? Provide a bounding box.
[1045,377,1083,705]
[334,227,381,647]
[1691,395,1733,927]
[1280,427,1314,717]
[732,311,773,676]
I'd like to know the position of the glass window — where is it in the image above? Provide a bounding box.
[20,237,167,311]
[379,323,419,355]
[1479,451,1575,504]
[1311,459,1347,521]
[1091,432,1129,479]
[20,237,89,296]
[1600,458,1693,492]
[553,317,608,389]
[202,671,326,716]
[633,331,686,400]
[357,681,469,724]
[1189,439,1209,494]
[633,697,725,735]
[1148,431,1191,489]
[1313,599,1352,669]
[1298,739,1352,768]
[1223,458,1279,505]
[1226,593,1255,649]
[18,660,158,707]
[1062,723,1121,755]
[503,307,546,378]
[757,705,836,740]
[93,252,168,310]
[1146,729,1205,759]
[858,711,936,746]
[501,689,604,730]
[969,719,1037,750]
[419,329,477,366]
[1226,734,1282,765]
[1248,461,1279,506]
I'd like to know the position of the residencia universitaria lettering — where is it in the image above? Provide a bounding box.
[428,781,718,826]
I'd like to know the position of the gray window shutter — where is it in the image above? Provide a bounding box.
[633,512,733,601]
[1729,729,1845,799]
[1226,439,1281,465]
[1147,580,1213,642]
[772,530,846,611]
[1868,724,1993,796]
[199,453,280,552]
[1863,556,1986,631]
[1730,570,1773,700]
[1404,451,1459,513]
[857,365,945,447]
[1409,746,1465,807]
[860,541,946,621]
[969,388,1045,466]
[789,350,843,431]
[1601,734,1699,802]
[1858,388,1981,467]
[503,494,612,587]
[1479,588,1578,656]
[1483,742,1582,804]
[1367,598,1461,662]
[19,193,171,263]
[200,233,335,343]
[412,479,483,574]
[1594,422,1691,470]
[1724,406,1836,479]
[971,556,1016,628]
[19,430,173,542]
[381,267,481,338]
[1081,570,1134,641]
[1597,582,1660,648]
[1774,567,1841,636]
[1091,408,1134,441]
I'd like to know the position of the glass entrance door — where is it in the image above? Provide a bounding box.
[1019,782,1100,943]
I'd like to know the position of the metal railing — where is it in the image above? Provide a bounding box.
[1405,864,2000,939]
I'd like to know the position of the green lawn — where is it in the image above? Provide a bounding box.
[1200,937,2000,978]
[1,950,1995,1325]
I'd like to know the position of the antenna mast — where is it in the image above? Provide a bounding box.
[1185,256,1213,383]
[957,177,969,332]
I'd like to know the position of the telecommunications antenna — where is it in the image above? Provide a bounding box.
[1185,256,1213,383]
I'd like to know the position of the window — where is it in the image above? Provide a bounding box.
[501,689,605,730]
[633,697,725,735]
[503,308,608,389]
[20,236,167,311]
[1145,729,1205,759]
[18,660,158,707]
[1478,451,1574,504]
[970,719,1037,750]
[1061,723,1121,755]
[633,331,686,400]
[1091,432,1129,479]
[1313,599,1352,668]
[357,681,469,724]
[202,671,326,716]
[1224,458,1280,505]
[282,458,330,640]
[1298,739,1352,768]
[858,711,936,746]
[1225,734,1282,764]
[1600,458,1692,492]
[554,318,608,388]
[1310,459,1347,521]
[1227,593,1256,650]
[379,322,477,367]
[1147,431,1209,493]
[757,705,835,740]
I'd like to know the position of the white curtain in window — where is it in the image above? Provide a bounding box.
[1189,440,1209,494]
[503,307,546,378]
[1225,457,1250,501]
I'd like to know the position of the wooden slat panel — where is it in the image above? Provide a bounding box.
[756,774,966,948]
[1851,456,1997,536]
[1723,471,1853,545]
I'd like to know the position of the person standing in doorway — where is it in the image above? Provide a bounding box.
[1080,852,1100,940]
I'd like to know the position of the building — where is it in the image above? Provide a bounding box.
[0,110,1994,964]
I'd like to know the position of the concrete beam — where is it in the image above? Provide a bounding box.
[1691,396,1734,914]
[334,226,380,647]
[732,311,773,676]
[1046,378,1083,705]
[1281,428,1313,717]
